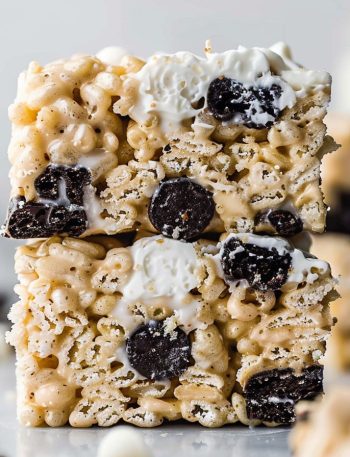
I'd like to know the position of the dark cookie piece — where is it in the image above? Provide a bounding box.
[267,210,303,237]
[6,198,68,238]
[220,236,292,291]
[148,178,215,240]
[62,207,88,236]
[326,190,350,235]
[35,165,91,205]
[5,198,88,238]
[255,209,303,237]
[4,165,91,239]
[34,166,61,200]
[126,320,192,380]
[207,77,250,122]
[207,77,283,129]
[244,366,323,424]
[62,166,91,205]
[250,83,283,128]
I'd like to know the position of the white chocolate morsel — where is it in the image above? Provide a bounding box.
[113,236,203,333]
[123,43,330,134]
[96,46,128,66]
[218,233,330,289]
[97,426,152,457]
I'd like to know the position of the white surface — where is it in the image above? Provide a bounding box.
[0,357,291,457]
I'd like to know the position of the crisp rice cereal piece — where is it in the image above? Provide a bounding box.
[7,232,336,427]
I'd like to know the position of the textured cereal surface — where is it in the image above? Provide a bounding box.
[7,235,335,427]
[312,234,350,371]
[4,52,336,237]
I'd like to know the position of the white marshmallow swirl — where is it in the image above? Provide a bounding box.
[113,236,202,333]
[123,43,331,134]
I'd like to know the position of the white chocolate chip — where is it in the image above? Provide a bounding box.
[97,427,152,457]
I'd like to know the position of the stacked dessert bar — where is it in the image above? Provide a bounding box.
[4,43,338,427]
[312,114,350,371]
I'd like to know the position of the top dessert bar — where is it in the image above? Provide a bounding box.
[3,43,336,239]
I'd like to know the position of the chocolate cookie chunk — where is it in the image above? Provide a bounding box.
[244,366,323,424]
[35,165,91,205]
[250,83,283,128]
[207,77,251,122]
[126,320,192,380]
[255,209,303,237]
[148,178,215,240]
[4,165,91,238]
[5,198,88,238]
[207,77,283,129]
[220,236,292,291]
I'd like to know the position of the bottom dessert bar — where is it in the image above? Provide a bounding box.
[7,233,335,427]
[312,233,350,371]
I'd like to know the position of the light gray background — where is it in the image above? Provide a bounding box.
[1,0,350,308]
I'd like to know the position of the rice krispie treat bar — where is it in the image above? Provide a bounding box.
[3,43,336,239]
[309,114,350,371]
[312,235,350,371]
[290,385,350,457]
[321,113,350,233]
[7,232,335,427]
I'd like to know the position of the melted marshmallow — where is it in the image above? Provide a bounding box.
[82,185,112,232]
[125,43,330,134]
[121,236,198,299]
[113,236,203,333]
[220,233,330,287]
[77,148,118,183]
[77,150,118,233]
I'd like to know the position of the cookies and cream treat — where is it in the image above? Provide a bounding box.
[2,43,335,239]
[308,114,350,371]
[219,233,334,424]
[290,385,350,457]
[7,232,335,427]
[321,113,350,234]
[312,234,350,371]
